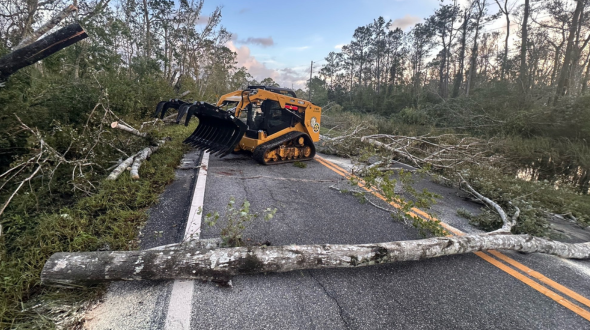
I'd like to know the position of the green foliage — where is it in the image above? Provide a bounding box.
[293,161,307,168]
[0,124,192,327]
[322,108,590,235]
[460,166,588,236]
[352,165,446,237]
[203,197,277,247]
[396,107,431,126]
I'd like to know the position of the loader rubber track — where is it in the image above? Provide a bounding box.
[252,131,315,165]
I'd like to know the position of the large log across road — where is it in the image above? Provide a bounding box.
[41,234,590,287]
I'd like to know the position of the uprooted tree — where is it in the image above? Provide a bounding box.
[40,118,590,287]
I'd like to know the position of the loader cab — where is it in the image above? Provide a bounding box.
[243,100,300,138]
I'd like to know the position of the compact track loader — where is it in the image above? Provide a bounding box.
[154,86,322,165]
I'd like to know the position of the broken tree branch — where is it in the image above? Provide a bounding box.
[357,134,496,170]
[110,122,148,138]
[0,164,42,221]
[41,234,590,287]
[106,152,139,180]
[130,141,164,179]
[15,5,78,50]
[0,23,87,84]
[459,174,516,233]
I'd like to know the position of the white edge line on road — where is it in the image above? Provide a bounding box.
[184,151,209,239]
[164,151,209,330]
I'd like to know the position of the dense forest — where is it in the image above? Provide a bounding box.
[308,0,590,194]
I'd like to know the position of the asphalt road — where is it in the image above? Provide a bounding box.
[85,150,590,330]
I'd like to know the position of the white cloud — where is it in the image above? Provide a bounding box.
[227,41,308,89]
[334,44,345,50]
[196,15,210,25]
[390,14,422,30]
[291,46,310,51]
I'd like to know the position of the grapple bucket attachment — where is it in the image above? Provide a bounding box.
[183,102,247,157]
[153,99,188,119]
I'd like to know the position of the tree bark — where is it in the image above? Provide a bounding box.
[519,0,529,93]
[15,5,78,50]
[41,234,590,287]
[106,152,139,180]
[555,0,585,101]
[130,144,161,179]
[466,0,485,97]
[452,9,469,98]
[110,121,148,138]
[495,0,510,81]
[0,23,87,84]
[142,0,151,58]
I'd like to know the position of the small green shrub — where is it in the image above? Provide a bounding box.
[203,197,277,247]
[293,161,307,168]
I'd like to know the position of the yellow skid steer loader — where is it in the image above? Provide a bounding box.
[154,86,322,165]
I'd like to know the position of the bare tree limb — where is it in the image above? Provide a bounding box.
[106,152,139,180]
[0,164,43,221]
[459,174,517,233]
[130,141,164,179]
[110,122,148,138]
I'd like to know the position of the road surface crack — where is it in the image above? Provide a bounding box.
[308,271,352,329]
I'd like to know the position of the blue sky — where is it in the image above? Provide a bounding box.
[197,0,446,88]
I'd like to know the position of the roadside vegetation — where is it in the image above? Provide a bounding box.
[0,0,262,326]
[319,103,590,237]
[0,123,193,327]
[305,1,590,237]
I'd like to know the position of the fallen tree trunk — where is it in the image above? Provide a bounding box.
[0,23,87,84]
[41,234,590,287]
[130,143,162,179]
[106,152,138,180]
[111,121,148,138]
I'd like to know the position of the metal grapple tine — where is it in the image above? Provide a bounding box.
[208,121,233,153]
[212,126,235,155]
[211,126,233,154]
[176,104,190,124]
[184,118,207,146]
[198,121,218,149]
[159,101,172,119]
[191,122,215,149]
[154,101,168,118]
[219,129,243,158]
[182,102,247,156]
[184,103,200,126]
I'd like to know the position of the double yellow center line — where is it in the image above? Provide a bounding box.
[315,155,590,322]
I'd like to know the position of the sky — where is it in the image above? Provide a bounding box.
[198,0,509,89]
[191,0,438,89]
